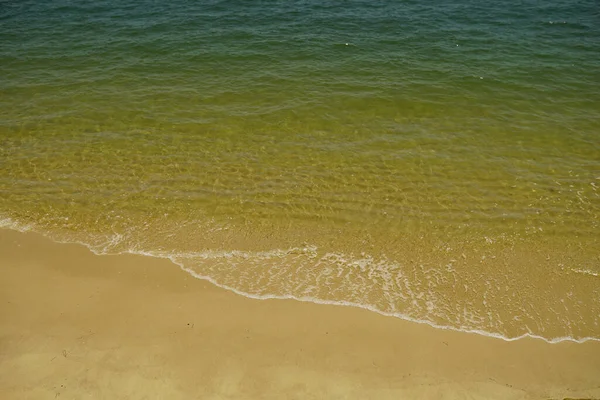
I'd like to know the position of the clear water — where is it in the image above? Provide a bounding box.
[1,0,599,341]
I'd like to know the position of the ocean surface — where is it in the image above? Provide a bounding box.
[1,0,599,342]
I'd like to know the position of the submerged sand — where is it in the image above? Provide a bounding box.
[0,229,599,399]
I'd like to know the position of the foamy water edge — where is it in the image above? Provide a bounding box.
[1,217,597,345]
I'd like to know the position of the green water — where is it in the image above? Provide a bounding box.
[1,0,599,341]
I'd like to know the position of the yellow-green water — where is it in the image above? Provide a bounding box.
[1,0,599,341]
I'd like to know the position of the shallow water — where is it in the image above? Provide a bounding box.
[1,0,599,341]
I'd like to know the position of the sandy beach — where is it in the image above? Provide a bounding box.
[1,228,599,399]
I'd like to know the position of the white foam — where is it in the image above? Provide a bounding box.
[571,267,599,277]
[0,217,32,233]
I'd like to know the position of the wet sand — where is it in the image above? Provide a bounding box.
[1,229,599,399]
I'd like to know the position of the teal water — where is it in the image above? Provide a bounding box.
[1,0,599,341]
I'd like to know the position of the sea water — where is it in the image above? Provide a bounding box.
[1,0,599,342]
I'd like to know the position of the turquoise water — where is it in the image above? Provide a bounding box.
[1,0,599,341]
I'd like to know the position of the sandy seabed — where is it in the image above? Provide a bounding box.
[1,229,599,399]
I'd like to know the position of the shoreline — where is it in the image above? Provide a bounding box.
[178,263,600,345]
[1,221,597,345]
[1,228,600,399]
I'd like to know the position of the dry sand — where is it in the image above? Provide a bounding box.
[1,229,599,399]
